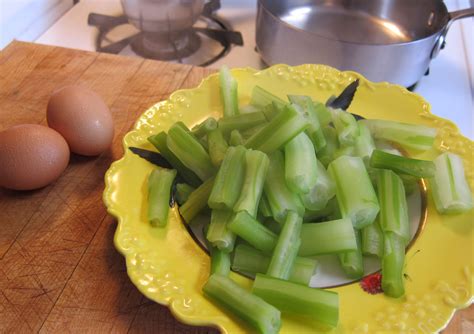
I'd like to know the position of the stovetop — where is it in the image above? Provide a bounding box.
[36,0,473,139]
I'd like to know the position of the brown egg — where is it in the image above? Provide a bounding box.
[47,85,114,156]
[0,124,70,190]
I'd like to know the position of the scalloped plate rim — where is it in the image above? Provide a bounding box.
[103,63,473,333]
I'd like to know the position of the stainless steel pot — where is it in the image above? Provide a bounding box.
[256,0,474,87]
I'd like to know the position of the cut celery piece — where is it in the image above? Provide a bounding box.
[338,229,364,279]
[252,274,339,328]
[219,65,239,117]
[266,211,302,280]
[361,119,437,151]
[227,211,277,253]
[147,168,177,227]
[208,146,246,210]
[299,218,357,256]
[245,104,309,154]
[263,151,305,223]
[148,132,201,187]
[284,132,318,194]
[203,274,281,334]
[259,193,273,218]
[206,210,235,252]
[377,169,410,245]
[218,111,267,135]
[314,101,332,127]
[331,108,360,147]
[175,183,195,205]
[361,218,384,258]
[232,244,318,286]
[370,149,435,178]
[250,85,287,109]
[355,121,376,165]
[382,232,405,298]
[317,126,339,167]
[229,129,244,146]
[207,128,228,167]
[429,152,473,214]
[191,117,217,137]
[167,123,215,181]
[210,245,231,276]
[179,177,214,223]
[288,95,326,151]
[328,156,379,229]
[300,160,336,211]
[234,149,270,217]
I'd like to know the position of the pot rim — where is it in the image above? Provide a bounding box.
[257,0,449,47]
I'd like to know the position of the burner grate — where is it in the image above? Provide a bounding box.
[88,0,243,66]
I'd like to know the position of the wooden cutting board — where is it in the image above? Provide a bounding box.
[0,41,471,333]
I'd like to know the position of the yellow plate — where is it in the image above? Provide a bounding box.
[103,64,473,333]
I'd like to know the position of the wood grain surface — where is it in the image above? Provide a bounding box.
[0,41,471,333]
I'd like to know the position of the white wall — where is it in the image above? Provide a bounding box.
[0,0,74,49]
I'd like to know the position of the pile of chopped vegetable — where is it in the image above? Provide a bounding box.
[140,66,473,334]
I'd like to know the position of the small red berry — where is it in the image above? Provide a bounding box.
[360,272,383,295]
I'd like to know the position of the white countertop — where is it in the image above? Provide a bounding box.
[37,0,473,139]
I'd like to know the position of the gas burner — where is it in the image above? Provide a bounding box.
[87,1,243,67]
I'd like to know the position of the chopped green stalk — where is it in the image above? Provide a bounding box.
[400,174,418,195]
[258,193,273,218]
[192,117,218,137]
[288,95,326,151]
[299,218,357,256]
[210,245,231,276]
[206,210,235,252]
[377,169,410,245]
[331,108,360,147]
[203,274,281,334]
[252,274,339,328]
[317,126,339,167]
[240,122,268,140]
[232,244,317,286]
[361,218,384,258]
[263,151,305,223]
[301,160,336,211]
[218,111,267,135]
[262,102,284,121]
[338,229,364,279]
[355,121,376,165]
[360,119,437,151]
[314,101,332,127]
[207,128,228,167]
[266,211,302,280]
[234,150,270,217]
[382,232,406,298]
[328,156,380,229]
[245,104,309,154]
[375,139,403,156]
[167,123,215,181]
[263,219,282,234]
[370,149,436,178]
[430,152,473,214]
[250,85,287,109]
[175,183,195,205]
[147,168,177,227]
[333,145,355,160]
[148,132,201,187]
[303,197,339,222]
[284,132,318,194]
[240,104,262,114]
[208,146,246,210]
[229,129,244,146]
[219,65,239,117]
[179,177,215,223]
[227,211,277,253]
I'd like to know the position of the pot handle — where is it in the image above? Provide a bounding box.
[431,7,474,59]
